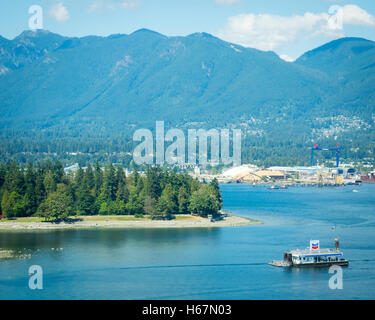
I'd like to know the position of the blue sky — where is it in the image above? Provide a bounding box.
[1,0,375,60]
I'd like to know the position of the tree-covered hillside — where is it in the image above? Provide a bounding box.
[0,30,374,167]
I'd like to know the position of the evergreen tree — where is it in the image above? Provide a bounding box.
[52,161,64,184]
[132,170,139,186]
[115,165,129,208]
[0,164,6,190]
[136,177,145,195]
[34,164,46,205]
[85,164,95,191]
[1,191,25,218]
[210,178,223,210]
[178,186,189,214]
[115,165,126,188]
[145,167,162,200]
[4,162,25,195]
[116,181,129,203]
[44,170,57,194]
[74,166,85,188]
[126,188,144,215]
[114,200,127,215]
[23,163,37,216]
[94,161,103,197]
[75,179,95,215]
[101,162,117,201]
[156,184,178,219]
[99,201,109,215]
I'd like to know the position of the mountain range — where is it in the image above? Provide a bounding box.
[0,29,374,166]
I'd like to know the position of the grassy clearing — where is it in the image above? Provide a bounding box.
[0,217,45,223]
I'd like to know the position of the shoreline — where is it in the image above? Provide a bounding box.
[0,214,260,231]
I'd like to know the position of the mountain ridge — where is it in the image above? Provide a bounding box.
[0,29,374,166]
[0,28,329,127]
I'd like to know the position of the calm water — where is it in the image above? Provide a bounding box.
[1,184,375,300]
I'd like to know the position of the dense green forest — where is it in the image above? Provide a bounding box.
[1,127,374,169]
[0,161,223,221]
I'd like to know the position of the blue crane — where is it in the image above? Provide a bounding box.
[311,143,340,167]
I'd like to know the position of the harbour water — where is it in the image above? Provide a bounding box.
[0,184,375,299]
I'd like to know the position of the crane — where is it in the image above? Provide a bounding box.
[311,143,340,167]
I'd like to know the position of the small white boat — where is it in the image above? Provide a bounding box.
[268,185,280,190]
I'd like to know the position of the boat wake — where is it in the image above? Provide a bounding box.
[117,262,267,270]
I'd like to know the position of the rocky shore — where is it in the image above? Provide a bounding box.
[0,215,259,231]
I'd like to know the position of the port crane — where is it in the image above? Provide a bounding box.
[311,143,340,167]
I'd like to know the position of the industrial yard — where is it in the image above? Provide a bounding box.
[192,164,372,186]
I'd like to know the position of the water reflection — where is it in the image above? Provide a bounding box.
[0,227,221,259]
[0,184,374,299]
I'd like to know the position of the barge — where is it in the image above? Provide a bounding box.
[269,238,349,268]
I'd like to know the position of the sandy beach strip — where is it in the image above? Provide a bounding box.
[0,249,14,259]
[0,215,259,231]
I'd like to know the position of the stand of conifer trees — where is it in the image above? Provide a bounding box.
[0,161,223,221]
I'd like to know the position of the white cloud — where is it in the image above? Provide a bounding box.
[89,0,139,12]
[120,1,139,9]
[50,3,70,22]
[279,54,295,62]
[217,12,341,51]
[217,5,375,51]
[89,0,115,12]
[215,0,241,5]
[341,4,375,26]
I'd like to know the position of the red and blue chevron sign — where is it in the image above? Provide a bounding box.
[310,240,320,250]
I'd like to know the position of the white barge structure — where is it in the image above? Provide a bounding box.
[269,238,349,268]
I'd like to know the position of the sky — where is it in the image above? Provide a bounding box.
[1,0,375,60]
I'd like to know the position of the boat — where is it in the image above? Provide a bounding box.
[269,238,349,268]
[281,185,288,189]
[268,185,280,190]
